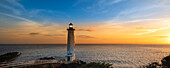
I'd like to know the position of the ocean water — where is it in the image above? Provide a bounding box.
[0,44,170,67]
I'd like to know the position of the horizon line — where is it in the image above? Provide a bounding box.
[0,43,170,45]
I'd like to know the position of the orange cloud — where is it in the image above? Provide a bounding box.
[0,17,170,44]
[154,36,169,38]
[29,32,40,35]
[136,27,144,29]
[77,35,95,38]
[77,28,94,32]
[44,34,64,37]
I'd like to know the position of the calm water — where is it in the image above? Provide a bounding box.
[0,44,170,67]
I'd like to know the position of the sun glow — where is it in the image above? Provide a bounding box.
[165,36,170,44]
[0,0,170,44]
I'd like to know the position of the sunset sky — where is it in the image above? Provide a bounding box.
[0,0,170,44]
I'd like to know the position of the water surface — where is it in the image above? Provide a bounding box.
[0,44,170,67]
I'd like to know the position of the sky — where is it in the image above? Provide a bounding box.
[0,0,170,44]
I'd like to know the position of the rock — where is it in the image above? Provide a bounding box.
[39,56,55,60]
[0,52,21,62]
[161,55,170,68]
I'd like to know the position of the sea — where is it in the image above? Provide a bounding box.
[0,44,170,68]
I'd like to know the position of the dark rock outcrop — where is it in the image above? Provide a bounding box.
[161,55,170,68]
[40,56,55,60]
[143,55,170,68]
[0,52,21,62]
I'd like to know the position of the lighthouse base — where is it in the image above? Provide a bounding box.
[65,55,74,61]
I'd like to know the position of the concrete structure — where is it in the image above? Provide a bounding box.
[65,23,75,61]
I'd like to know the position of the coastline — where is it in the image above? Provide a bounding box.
[0,51,169,68]
[0,55,170,68]
[0,44,169,68]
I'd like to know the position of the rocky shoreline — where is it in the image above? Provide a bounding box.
[0,52,169,68]
[0,60,113,68]
[0,52,113,68]
[0,52,21,62]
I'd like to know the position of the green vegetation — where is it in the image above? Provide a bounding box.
[81,62,113,68]
[6,60,113,68]
[2,54,169,68]
[0,52,21,62]
[142,55,170,68]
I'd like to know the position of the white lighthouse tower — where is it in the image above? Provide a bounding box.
[65,23,75,61]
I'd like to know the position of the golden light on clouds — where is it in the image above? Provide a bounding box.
[0,18,170,44]
[75,18,170,44]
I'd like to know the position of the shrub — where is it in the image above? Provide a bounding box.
[81,62,113,68]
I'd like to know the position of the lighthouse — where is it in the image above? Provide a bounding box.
[65,23,75,61]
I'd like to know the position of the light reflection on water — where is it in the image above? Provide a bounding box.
[0,44,170,67]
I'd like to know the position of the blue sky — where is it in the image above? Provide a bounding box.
[0,0,170,44]
[0,0,165,24]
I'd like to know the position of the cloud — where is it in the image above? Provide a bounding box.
[0,0,26,15]
[44,34,64,36]
[6,0,26,11]
[0,4,21,15]
[74,0,123,8]
[72,0,88,7]
[154,36,169,38]
[136,27,169,35]
[78,35,94,38]
[84,0,124,15]
[77,28,94,32]
[113,0,170,21]
[0,16,63,36]
[108,0,123,5]
[0,12,34,22]
[29,32,40,35]
[29,33,65,36]
[0,0,69,23]
[136,27,144,29]
[95,17,170,38]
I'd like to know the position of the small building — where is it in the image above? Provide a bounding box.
[65,23,75,61]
